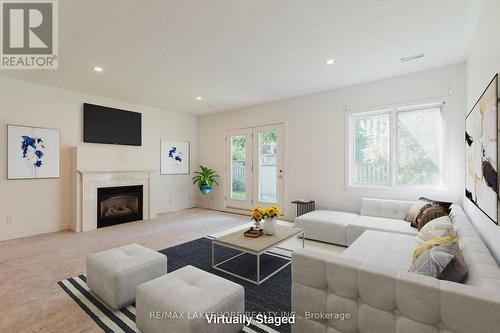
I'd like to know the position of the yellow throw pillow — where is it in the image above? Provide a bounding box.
[412,236,458,261]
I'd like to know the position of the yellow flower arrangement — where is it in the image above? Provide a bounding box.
[264,205,281,218]
[250,205,281,231]
[251,205,281,220]
[250,206,265,230]
[251,206,265,222]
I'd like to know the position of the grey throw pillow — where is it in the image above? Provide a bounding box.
[409,242,468,283]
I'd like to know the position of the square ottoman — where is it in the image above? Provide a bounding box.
[136,265,245,333]
[87,243,167,309]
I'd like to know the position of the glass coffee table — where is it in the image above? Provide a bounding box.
[212,225,304,285]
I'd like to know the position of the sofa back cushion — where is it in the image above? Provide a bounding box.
[360,198,414,220]
[451,205,500,290]
[420,196,453,211]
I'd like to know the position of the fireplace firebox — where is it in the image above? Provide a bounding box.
[97,185,143,228]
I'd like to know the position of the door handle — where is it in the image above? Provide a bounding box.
[278,169,284,178]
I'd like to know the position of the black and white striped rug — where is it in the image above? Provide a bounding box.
[59,237,292,333]
[58,274,280,333]
[58,274,138,333]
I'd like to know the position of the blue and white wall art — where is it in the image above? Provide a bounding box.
[8,125,60,179]
[161,140,190,174]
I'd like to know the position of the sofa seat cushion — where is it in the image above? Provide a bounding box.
[346,216,417,246]
[342,230,417,271]
[295,210,359,246]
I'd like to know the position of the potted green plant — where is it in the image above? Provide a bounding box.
[192,166,219,195]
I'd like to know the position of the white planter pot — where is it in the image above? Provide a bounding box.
[263,217,277,235]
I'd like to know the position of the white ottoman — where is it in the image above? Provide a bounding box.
[136,265,245,333]
[87,243,167,309]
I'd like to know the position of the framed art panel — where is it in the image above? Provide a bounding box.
[161,140,190,175]
[465,74,499,224]
[8,125,61,179]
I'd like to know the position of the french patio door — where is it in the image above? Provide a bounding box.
[225,124,285,212]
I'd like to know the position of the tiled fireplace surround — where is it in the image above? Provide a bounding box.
[75,170,153,232]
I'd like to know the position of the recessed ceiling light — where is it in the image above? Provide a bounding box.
[196,96,203,101]
[326,58,336,65]
[93,66,103,72]
[400,54,425,62]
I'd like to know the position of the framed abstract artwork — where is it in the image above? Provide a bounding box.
[161,140,190,175]
[465,74,499,224]
[8,125,61,179]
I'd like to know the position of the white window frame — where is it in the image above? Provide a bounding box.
[346,102,446,192]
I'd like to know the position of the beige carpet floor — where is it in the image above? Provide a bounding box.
[0,208,249,333]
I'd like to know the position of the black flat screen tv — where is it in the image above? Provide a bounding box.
[84,103,142,146]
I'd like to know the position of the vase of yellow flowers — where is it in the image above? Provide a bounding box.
[251,206,265,230]
[263,205,280,235]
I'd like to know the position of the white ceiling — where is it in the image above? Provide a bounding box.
[0,0,483,115]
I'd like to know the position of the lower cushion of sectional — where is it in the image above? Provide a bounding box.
[295,210,359,246]
[342,230,416,271]
[347,215,417,246]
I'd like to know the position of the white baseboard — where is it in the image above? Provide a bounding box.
[195,205,295,222]
[0,224,71,241]
[155,205,198,216]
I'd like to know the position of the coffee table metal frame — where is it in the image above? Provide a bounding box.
[211,229,305,285]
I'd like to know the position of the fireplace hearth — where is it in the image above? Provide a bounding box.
[97,185,143,228]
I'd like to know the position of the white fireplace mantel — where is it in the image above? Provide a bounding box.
[77,169,155,174]
[74,169,155,232]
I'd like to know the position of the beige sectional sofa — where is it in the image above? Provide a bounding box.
[292,204,500,333]
[295,198,417,246]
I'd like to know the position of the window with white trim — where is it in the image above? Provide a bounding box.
[348,104,444,188]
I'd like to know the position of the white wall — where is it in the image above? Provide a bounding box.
[0,77,197,241]
[197,64,466,219]
[464,0,500,262]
